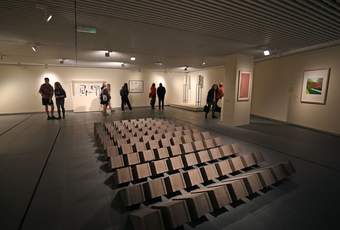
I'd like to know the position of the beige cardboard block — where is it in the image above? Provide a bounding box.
[203,139,216,149]
[231,143,242,154]
[173,193,213,220]
[258,168,276,186]
[193,140,205,151]
[181,143,194,154]
[130,136,141,144]
[209,147,222,160]
[253,152,265,164]
[169,145,182,156]
[151,159,169,175]
[107,146,120,158]
[157,147,170,159]
[192,186,232,209]
[227,180,248,201]
[170,136,182,145]
[220,145,234,157]
[192,132,202,141]
[134,142,147,152]
[175,126,183,131]
[153,133,162,140]
[133,163,152,180]
[111,155,125,169]
[125,152,141,166]
[215,160,232,176]
[183,168,203,187]
[152,200,191,230]
[115,167,133,184]
[147,140,160,150]
[229,156,245,171]
[213,137,223,146]
[182,153,198,167]
[163,132,173,139]
[282,161,296,176]
[196,150,211,164]
[173,130,183,137]
[141,135,151,143]
[167,156,184,171]
[143,178,167,199]
[160,138,171,148]
[183,129,192,135]
[241,153,256,167]
[129,207,165,230]
[164,173,186,193]
[181,135,193,143]
[140,150,156,162]
[200,164,219,181]
[270,164,287,181]
[245,174,263,193]
[121,143,134,155]
[120,184,145,206]
[201,131,211,139]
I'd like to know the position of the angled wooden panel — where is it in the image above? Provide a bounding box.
[129,207,165,230]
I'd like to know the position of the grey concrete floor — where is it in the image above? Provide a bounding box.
[0,107,339,230]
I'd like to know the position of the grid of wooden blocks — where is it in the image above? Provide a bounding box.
[94,118,296,230]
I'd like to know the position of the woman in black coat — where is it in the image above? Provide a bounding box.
[120,83,132,111]
[205,84,218,119]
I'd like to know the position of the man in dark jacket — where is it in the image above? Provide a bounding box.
[157,83,166,110]
[205,84,218,119]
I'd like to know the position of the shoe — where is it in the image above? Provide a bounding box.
[51,116,57,119]
[205,113,207,119]
[56,116,61,120]
[47,116,52,120]
[212,115,218,119]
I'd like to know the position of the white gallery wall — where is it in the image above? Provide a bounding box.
[0,64,224,114]
[252,45,340,135]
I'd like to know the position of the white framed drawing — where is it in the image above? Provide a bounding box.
[129,80,144,93]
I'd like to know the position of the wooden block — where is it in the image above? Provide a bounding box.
[253,152,265,164]
[129,208,165,230]
[227,180,248,202]
[164,173,186,193]
[163,132,173,139]
[201,131,211,139]
[192,186,232,210]
[200,164,219,181]
[121,143,134,154]
[258,168,276,187]
[220,144,234,157]
[173,193,213,220]
[173,130,183,137]
[203,139,216,149]
[156,147,170,159]
[183,129,192,135]
[215,160,233,176]
[140,150,156,162]
[160,138,171,148]
[152,200,191,230]
[167,156,184,171]
[133,163,152,180]
[125,152,141,166]
[183,168,203,187]
[181,143,194,154]
[209,147,222,160]
[175,126,183,131]
[169,145,182,156]
[282,161,296,176]
[110,155,125,169]
[270,164,287,181]
[134,142,147,152]
[170,136,182,145]
[152,133,162,140]
[120,184,145,206]
[231,143,242,154]
[213,137,223,146]
[192,132,202,141]
[143,178,167,199]
[147,140,160,150]
[115,167,133,184]
[151,159,169,175]
[244,174,263,194]
[196,150,211,164]
[241,153,256,168]
[181,135,193,143]
[229,156,245,171]
[182,153,198,167]
[130,136,141,144]
[193,140,205,151]
[107,146,119,158]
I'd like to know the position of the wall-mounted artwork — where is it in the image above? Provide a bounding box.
[301,69,330,104]
[73,81,103,97]
[237,71,251,101]
[129,80,144,93]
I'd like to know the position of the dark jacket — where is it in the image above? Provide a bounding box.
[55,88,66,100]
[157,86,166,98]
[206,88,216,103]
[120,87,129,97]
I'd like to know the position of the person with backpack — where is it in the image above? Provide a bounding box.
[205,84,218,119]
[120,83,132,111]
[100,83,111,115]
[149,83,157,109]
[157,83,166,110]
[54,82,67,119]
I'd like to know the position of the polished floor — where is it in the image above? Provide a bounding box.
[0,107,340,230]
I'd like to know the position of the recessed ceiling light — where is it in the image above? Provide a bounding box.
[32,46,38,52]
[264,50,270,56]
[130,56,136,61]
[202,61,206,65]
[46,14,53,22]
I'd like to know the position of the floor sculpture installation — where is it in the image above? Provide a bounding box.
[94,118,295,230]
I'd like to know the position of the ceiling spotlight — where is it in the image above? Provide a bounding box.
[202,61,206,65]
[263,50,270,56]
[59,58,64,64]
[130,56,136,61]
[32,46,38,52]
[46,14,53,22]
[155,61,163,66]
[105,51,110,57]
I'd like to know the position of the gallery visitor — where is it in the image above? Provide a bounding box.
[54,82,67,119]
[106,83,114,113]
[215,82,224,113]
[205,84,218,119]
[39,77,56,120]
[120,83,132,111]
[100,83,111,115]
[149,83,157,109]
[157,83,166,110]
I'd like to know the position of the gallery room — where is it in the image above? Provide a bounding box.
[0,1,339,230]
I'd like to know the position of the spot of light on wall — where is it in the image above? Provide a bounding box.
[264,50,270,56]
[130,56,136,61]
[46,14,53,22]
[32,46,38,52]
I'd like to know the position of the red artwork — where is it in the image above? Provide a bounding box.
[238,72,251,101]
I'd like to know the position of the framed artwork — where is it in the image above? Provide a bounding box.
[237,71,251,101]
[301,68,330,104]
[129,80,144,93]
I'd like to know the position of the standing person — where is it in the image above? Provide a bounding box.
[39,77,56,120]
[157,83,166,111]
[100,84,110,115]
[120,83,132,111]
[106,84,114,113]
[215,82,224,112]
[149,83,157,109]
[205,84,218,119]
[54,82,67,119]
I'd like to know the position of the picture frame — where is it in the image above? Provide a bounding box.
[237,71,251,101]
[300,68,330,104]
[129,80,144,93]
